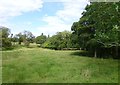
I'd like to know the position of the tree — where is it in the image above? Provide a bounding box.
[12,35,19,42]
[0,26,12,49]
[16,31,35,46]
[71,2,120,58]
[36,33,47,46]
[89,2,120,58]
[23,31,35,43]
[42,31,72,50]
[16,33,24,45]
[0,26,10,38]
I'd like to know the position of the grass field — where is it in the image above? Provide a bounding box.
[2,46,119,83]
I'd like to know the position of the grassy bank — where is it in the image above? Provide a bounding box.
[2,47,118,83]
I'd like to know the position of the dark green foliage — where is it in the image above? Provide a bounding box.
[36,33,47,46]
[42,31,72,50]
[2,38,12,48]
[0,26,12,50]
[71,2,120,58]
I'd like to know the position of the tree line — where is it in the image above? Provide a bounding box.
[0,2,120,59]
[0,27,73,50]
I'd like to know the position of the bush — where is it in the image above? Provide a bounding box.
[2,38,12,48]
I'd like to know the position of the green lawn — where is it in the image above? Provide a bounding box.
[2,47,118,83]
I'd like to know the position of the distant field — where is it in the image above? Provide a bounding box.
[2,47,118,83]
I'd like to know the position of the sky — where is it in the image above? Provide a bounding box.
[0,0,90,36]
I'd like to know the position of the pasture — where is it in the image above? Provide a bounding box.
[2,47,118,83]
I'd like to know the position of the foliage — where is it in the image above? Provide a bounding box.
[42,31,72,50]
[0,26,12,50]
[36,33,47,46]
[0,27,10,38]
[16,31,35,46]
[71,2,120,58]
[11,35,19,42]
[16,33,24,44]
[23,31,35,43]
[2,38,12,48]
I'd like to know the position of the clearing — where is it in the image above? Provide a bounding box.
[2,47,118,83]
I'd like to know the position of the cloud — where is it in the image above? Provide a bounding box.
[0,0,90,36]
[0,0,43,21]
[56,0,89,22]
[37,0,89,36]
[36,15,71,36]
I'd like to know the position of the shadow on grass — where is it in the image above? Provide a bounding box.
[1,47,14,51]
[71,50,119,59]
[70,50,92,58]
[26,46,36,48]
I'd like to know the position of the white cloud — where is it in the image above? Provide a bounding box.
[0,0,43,21]
[0,21,33,36]
[0,0,90,36]
[0,0,43,36]
[37,15,71,36]
[37,0,89,36]
[56,1,88,22]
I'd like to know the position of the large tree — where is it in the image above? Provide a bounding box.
[71,2,120,58]
[0,26,12,49]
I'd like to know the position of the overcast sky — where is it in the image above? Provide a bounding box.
[0,0,90,36]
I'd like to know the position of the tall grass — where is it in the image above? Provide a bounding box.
[2,47,118,83]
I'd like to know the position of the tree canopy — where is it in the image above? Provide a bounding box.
[71,2,120,58]
[42,31,72,50]
[0,26,12,49]
[36,33,47,46]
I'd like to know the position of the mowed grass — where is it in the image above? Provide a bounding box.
[2,47,118,83]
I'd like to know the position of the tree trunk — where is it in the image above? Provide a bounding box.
[115,46,118,58]
[94,49,97,58]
